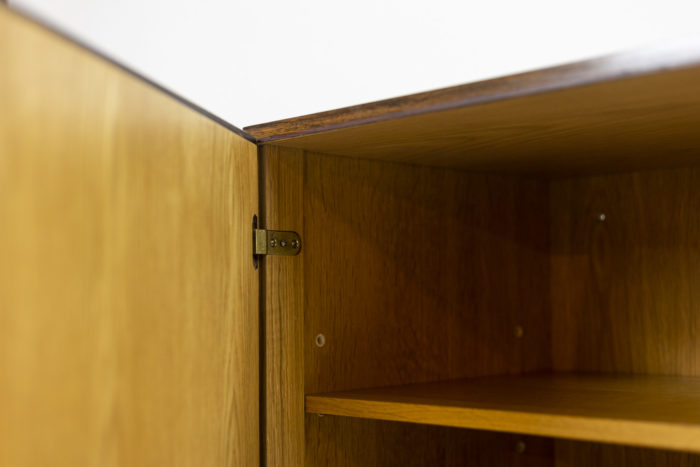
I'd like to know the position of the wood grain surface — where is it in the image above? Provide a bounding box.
[298,160,700,462]
[249,48,700,173]
[260,146,554,466]
[551,166,700,375]
[245,39,700,143]
[303,153,550,394]
[0,8,259,467]
[550,165,700,465]
[306,373,700,452]
[259,146,306,467]
[300,150,551,464]
[555,440,700,467]
[4,5,255,143]
[307,415,553,467]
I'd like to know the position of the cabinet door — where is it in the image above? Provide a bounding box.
[0,8,259,467]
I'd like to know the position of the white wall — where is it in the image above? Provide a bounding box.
[10,0,700,128]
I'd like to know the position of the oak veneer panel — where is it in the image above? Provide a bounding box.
[555,440,700,467]
[307,415,552,467]
[303,153,550,393]
[249,43,700,173]
[304,153,550,394]
[306,373,700,453]
[301,152,551,465]
[260,146,305,467]
[550,159,700,465]
[0,9,259,467]
[551,166,700,375]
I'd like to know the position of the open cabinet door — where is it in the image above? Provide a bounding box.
[0,8,259,467]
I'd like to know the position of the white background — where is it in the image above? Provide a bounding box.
[9,0,700,128]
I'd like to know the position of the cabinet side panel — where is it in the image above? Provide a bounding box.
[260,146,306,467]
[302,153,552,465]
[308,416,553,467]
[0,9,259,467]
[304,154,551,393]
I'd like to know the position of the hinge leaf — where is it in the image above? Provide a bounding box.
[253,228,301,256]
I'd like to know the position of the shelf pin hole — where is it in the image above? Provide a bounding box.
[315,334,326,347]
[514,325,524,338]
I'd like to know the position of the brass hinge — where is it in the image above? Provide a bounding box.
[254,228,302,256]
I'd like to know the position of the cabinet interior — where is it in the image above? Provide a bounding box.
[260,82,700,464]
[6,5,700,466]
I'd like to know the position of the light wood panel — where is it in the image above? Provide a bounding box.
[250,50,700,173]
[260,146,305,467]
[551,166,700,375]
[300,151,551,465]
[0,8,259,467]
[306,373,700,453]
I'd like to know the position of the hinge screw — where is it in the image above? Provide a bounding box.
[270,239,277,248]
[280,240,288,247]
[292,239,300,249]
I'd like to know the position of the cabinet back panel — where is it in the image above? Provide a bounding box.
[555,440,700,466]
[551,166,700,375]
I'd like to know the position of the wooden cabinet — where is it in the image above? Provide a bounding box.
[3,6,700,467]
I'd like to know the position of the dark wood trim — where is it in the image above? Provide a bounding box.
[245,40,700,143]
[6,4,256,143]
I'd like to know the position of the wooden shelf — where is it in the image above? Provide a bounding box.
[306,373,700,453]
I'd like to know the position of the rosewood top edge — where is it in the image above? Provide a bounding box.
[245,39,700,142]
